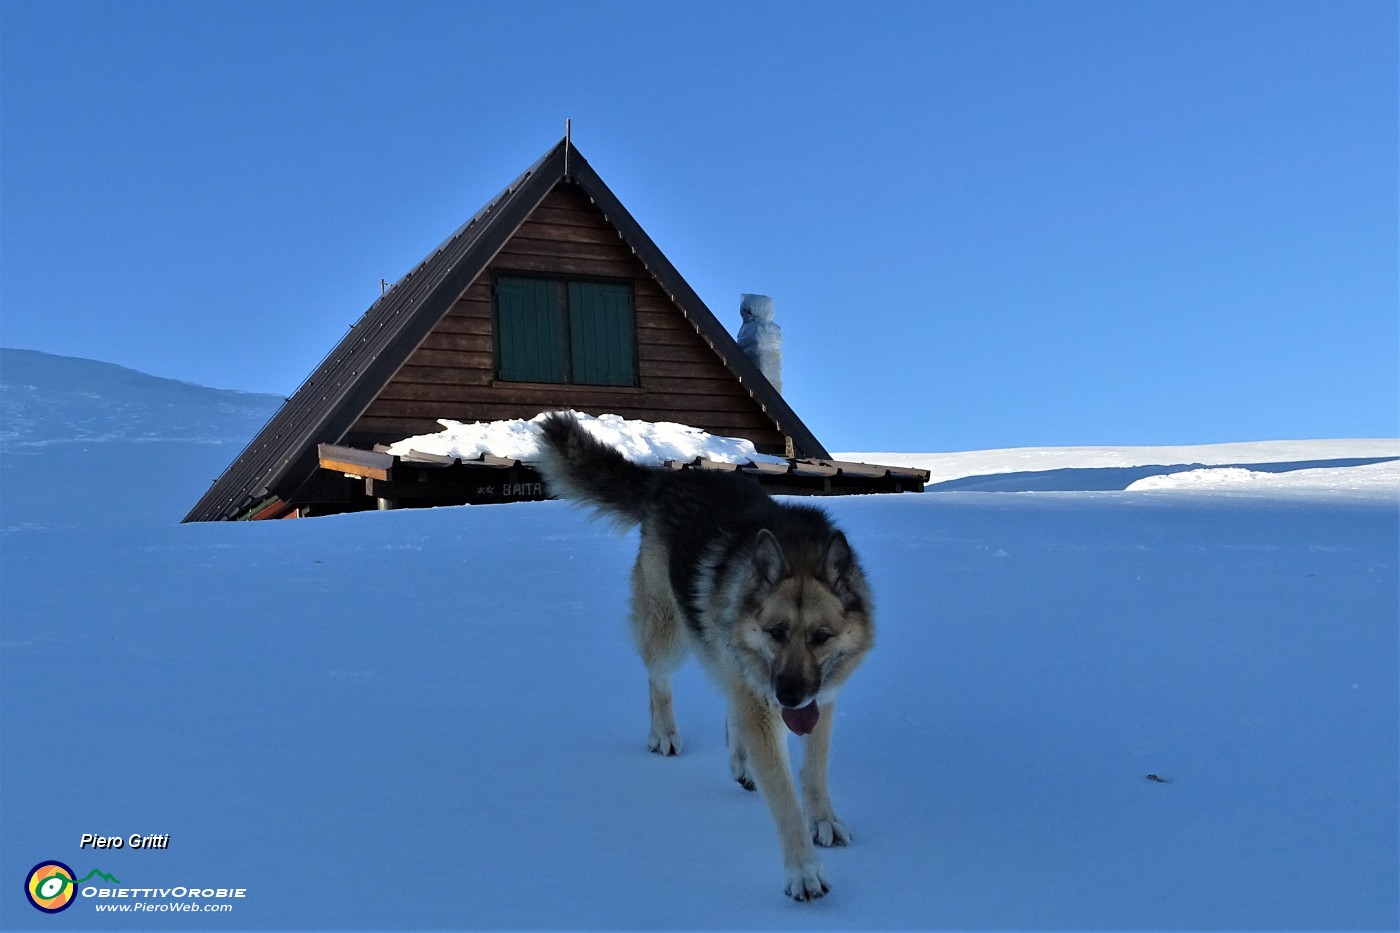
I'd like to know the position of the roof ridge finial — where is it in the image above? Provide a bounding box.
[564,118,572,178]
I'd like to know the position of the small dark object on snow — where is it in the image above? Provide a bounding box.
[1146,774,1169,783]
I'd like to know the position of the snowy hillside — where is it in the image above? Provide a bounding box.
[838,441,1400,495]
[0,348,282,447]
[1,351,1396,931]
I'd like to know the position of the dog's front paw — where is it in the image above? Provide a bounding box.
[784,861,830,902]
[729,756,756,791]
[810,816,851,847]
[648,729,682,756]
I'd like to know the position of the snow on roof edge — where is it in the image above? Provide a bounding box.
[383,411,790,468]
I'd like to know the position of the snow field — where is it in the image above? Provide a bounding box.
[1,354,1396,930]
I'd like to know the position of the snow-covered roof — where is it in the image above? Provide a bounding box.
[384,412,791,468]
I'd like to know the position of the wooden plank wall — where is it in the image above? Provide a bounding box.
[345,184,789,454]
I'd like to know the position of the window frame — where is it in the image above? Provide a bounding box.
[492,272,640,388]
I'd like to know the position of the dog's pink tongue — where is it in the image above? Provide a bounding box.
[781,702,820,736]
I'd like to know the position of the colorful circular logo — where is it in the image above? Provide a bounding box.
[25,861,77,913]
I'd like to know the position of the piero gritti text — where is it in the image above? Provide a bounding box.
[81,833,170,850]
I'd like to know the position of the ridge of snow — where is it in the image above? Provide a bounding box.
[837,440,1399,498]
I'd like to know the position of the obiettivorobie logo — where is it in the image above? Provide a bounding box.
[24,861,120,913]
[23,859,248,915]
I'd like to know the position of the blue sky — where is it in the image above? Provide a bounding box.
[2,0,1395,451]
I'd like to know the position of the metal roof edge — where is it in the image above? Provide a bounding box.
[184,140,571,522]
[564,145,830,460]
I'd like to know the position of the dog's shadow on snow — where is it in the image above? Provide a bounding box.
[925,456,1398,493]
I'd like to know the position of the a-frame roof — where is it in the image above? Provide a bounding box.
[184,138,828,523]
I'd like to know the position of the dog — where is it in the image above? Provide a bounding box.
[535,412,876,901]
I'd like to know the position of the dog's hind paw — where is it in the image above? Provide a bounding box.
[783,861,830,902]
[648,729,682,756]
[811,817,851,847]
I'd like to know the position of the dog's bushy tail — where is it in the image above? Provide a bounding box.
[534,412,659,527]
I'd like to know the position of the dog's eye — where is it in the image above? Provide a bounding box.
[765,625,789,643]
[809,630,834,647]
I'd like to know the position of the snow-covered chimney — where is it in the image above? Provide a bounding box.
[737,294,782,393]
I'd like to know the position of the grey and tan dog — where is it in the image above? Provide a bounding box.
[535,412,876,901]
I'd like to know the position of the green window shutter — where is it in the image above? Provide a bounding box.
[497,277,566,383]
[568,281,636,386]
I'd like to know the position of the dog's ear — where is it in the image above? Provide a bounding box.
[752,528,790,591]
[820,530,855,591]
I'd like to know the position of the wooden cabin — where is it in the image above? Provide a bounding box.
[184,138,925,522]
